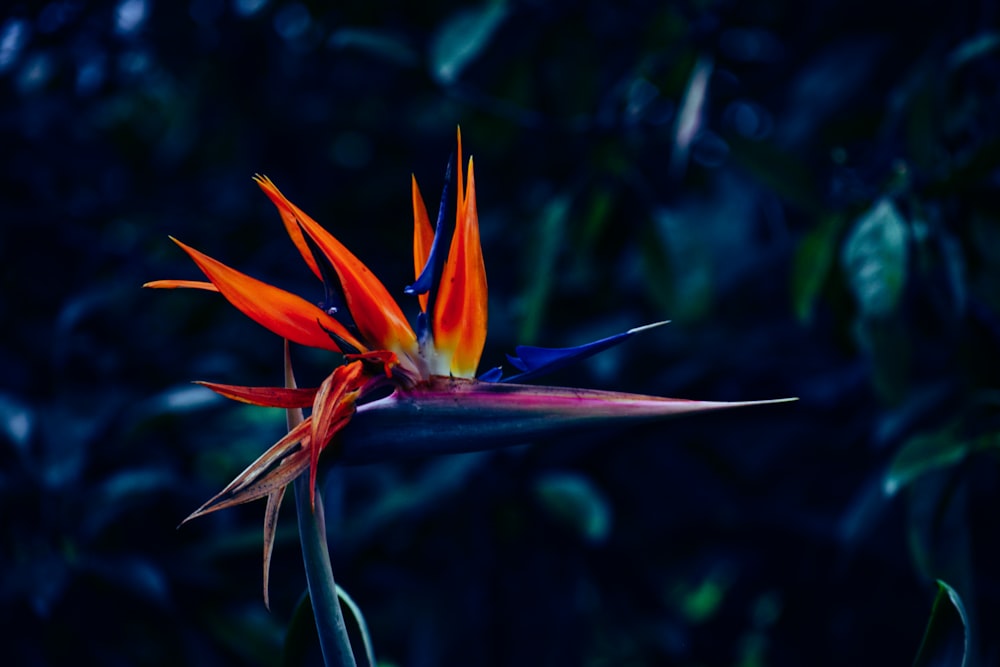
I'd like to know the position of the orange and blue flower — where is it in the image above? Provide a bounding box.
[147,130,792,599]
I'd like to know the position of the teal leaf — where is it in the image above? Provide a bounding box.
[340,379,796,464]
[336,585,376,667]
[327,28,418,68]
[430,2,507,84]
[841,198,909,319]
[518,192,571,344]
[885,428,969,496]
[284,592,321,667]
[792,214,843,323]
[948,31,1000,69]
[534,472,612,544]
[284,588,375,667]
[913,580,969,667]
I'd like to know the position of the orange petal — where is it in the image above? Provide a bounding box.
[182,417,314,522]
[262,485,286,610]
[143,279,219,291]
[196,381,318,408]
[255,177,418,356]
[308,361,366,508]
[253,175,323,281]
[170,237,365,353]
[433,152,487,377]
[411,175,435,312]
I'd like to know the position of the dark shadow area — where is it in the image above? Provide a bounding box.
[2,0,998,665]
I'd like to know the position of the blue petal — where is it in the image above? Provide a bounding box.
[404,159,452,303]
[503,321,669,383]
[477,366,504,382]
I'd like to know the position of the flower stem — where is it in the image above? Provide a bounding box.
[294,477,357,667]
[285,340,356,667]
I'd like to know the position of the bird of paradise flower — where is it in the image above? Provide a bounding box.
[146,130,794,611]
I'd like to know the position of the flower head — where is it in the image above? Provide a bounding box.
[147,129,794,602]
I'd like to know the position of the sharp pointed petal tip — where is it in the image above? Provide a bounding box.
[741,397,798,406]
[628,320,671,334]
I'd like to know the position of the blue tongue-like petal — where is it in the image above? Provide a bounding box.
[405,159,453,302]
[502,321,669,383]
[477,366,504,382]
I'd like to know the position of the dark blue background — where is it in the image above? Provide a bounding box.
[2,1,998,665]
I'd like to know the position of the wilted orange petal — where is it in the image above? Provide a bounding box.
[196,381,318,408]
[433,154,487,378]
[411,175,435,313]
[308,361,366,508]
[170,237,365,353]
[262,485,285,610]
[255,177,418,356]
[143,279,219,291]
[182,417,314,523]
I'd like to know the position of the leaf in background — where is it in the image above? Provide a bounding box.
[912,580,969,667]
[518,192,570,344]
[430,2,508,84]
[284,589,376,667]
[841,198,909,319]
[534,471,612,544]
[205,605,283,667]
[0,393,33,456]
[328,28,418,68]
[652,207,714,323]
[792,213,844,323]
[672,569,733,624]
[948,31,1000,69]
[726,134,823,213]
[885,427,969,496]
[669,54,713,179]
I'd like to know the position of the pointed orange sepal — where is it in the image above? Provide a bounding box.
[254,176,418,356]
[411,175,435,313]
[433,144,487,378]
[143,279,219,291]
[253,175,323,281]
[345,349,399,378]
[308,361,366,508]
[169,237,365,353]
[196,381,318,408]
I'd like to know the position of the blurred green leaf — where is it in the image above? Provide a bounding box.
[885,427,968,496]
[948,32,1000,69]
[336,586,376,667]
[284,592,318,667]
[430,2,508,84]
[519,192,571,343]
[0,393,33,454]
[534,471,612,544]
[842,198,909,319]
[726,134,823,213]
[792,214,844,323]
[913,580,968,667]
[675,572,730,624]
[284,588,375,667]
[652,207,714,323]
[328,28,418,67]
[207,605,283,667]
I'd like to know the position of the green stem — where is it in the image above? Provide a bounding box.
[285,340,356,667]
[294,478,357,667]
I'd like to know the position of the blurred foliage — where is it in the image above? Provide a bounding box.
[2,0,999,665]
